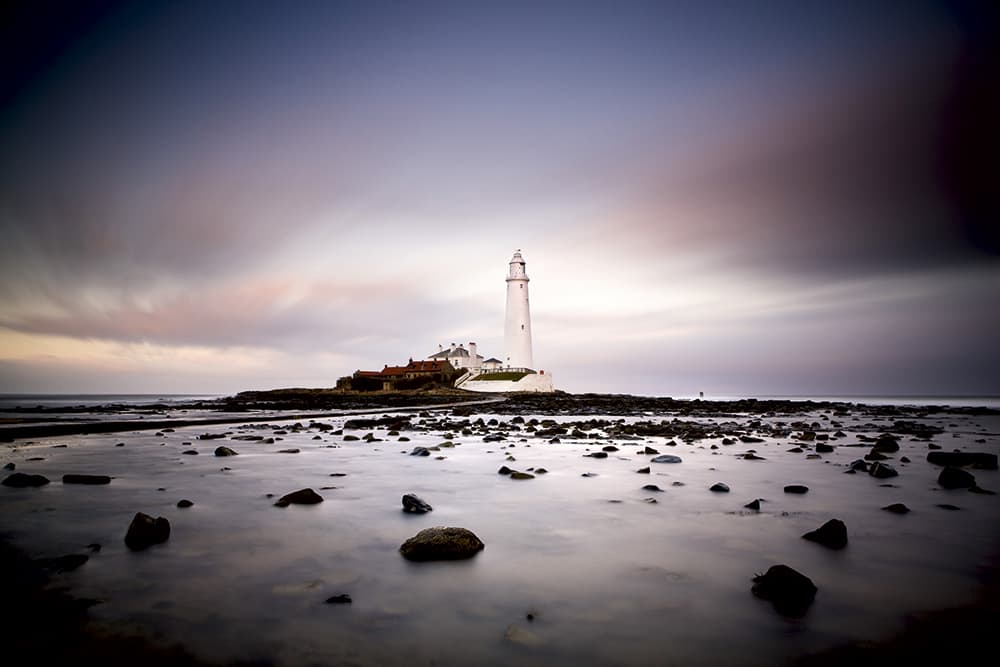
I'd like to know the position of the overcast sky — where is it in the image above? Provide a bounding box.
[1,1,997,397]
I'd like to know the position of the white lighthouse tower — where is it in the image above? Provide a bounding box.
[504,250,534,369]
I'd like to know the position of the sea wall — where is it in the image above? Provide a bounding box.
[462,373,554,393]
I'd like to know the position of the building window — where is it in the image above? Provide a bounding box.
[521,324,524,330]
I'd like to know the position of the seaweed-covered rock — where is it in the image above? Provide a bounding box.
[399,526,485,561]
[802,519,848,550]
[124,512,170,551]
[751,564,817,617]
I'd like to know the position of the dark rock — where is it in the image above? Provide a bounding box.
[602,445,619,452]
[642,484,663,492]
[864,450,889,461]
[343,435,360,441]
[2,472,49,488]
[497,466,513,475]
[709,482,730,493]
[636,466,651,474]
[927,443,942,450]
[510,471,535,480]
[671,481,685,486]
[927,451,998,470]
[213,445,239,456]
[642,446,659,454]
[277,448,301,454]
[787,447,804,453]
[938,466,976,489]
[124,512,170,550]
[936,503,961,511]
[410,447,431,456]
[784,485,809,494]
[740,436,765,443]
[2,462,14,470]
[848,459,869,472]
[274,488,323,507]
[651,454,682,464]
[585,451,608,459]
[816,443,834,453]
[899,456,910,463]
[744,499,762,510]
[62,474,111,485]
[399,526,485,561]
[402,493,433,513]
[871,436,900,453]
[182,449,199,455]
[535,468,548,474]
[868,463,898,479]
[751,564,817,617]
[742,453,765,460]
[802,519,848,550]
[38,553,89,572]
[721,438,735,445]
[177,499,194,508]
[882,503,910,514]
[581,472,598,478]
[325,594,352,604]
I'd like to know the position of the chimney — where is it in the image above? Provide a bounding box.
[450,342,457,354]
[438,344,443,352]
[469,342,477,357]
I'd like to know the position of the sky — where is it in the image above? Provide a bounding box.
[0,0,997,397]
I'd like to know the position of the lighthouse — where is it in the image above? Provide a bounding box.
[504,250,534,369]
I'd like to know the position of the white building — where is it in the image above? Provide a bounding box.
[427,342,484,371]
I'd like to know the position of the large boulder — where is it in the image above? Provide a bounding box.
[2,472,50,487]
[802,519,848,550]
[124,512,171,551]
[868,463,898,479]
[214,446,239,457]
[402,493,433,514]
[751,564,817,617]
[927,451,998,470]
[938,466,976,489]
[274,488,324,507]
[400,526,485,561]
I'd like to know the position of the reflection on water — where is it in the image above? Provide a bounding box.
[2,409,998,666]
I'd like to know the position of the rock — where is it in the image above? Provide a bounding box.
[848,459,869,472]
[643,446,659,454]
[651,454,682,464]
[510,471,535,480]
[585,452,608,459]
[871,436,900,452]
[636,466,651,474]
[274,488,323,507]
[816,443,834,453]
[751,564,817,617]
[787,447,804,453]
[936,503,961,511]
[642,484,663,492]
[721,438,735,445]
[899,456,910,463]
[38,553,89,572]
[535,468,548,474]
[211,445,240,456]
[277,448,301,454]
[709,482,730,493]
[177,499,194,508]
[868,462,898,479]
[124,512,170,550]
[2,462,14,470]
[742,453,766,460]
[740,436,765,443]
[581,472,598,478]
[62,474,111,485]
[182,449,199,455]
[602,445,619,452]
[802,519,848,550]
[882,503,910,514]
[864,450,889,461]
[402,493,433,513]
[938,466,976,489]
[744,499,762,511]
[343,435,360,441]
[497,466,513,475]
[2,472,50,488]
[927,451,998,470]
[325,594,352,604]
[399,526,485,561]
[783,485,809,494]
[410,447,431,456]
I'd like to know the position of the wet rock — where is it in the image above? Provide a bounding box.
[410,447,431,457]
[2,462,14,470]
[742,453,766,460]
[510,471,535,480]
[602,445,619,452]
[497,466,513,475]
[751,564,817,617]
[927,451,998,470]
[848,459,869,473]
[721,438,735,445]
[787,447,804,453]
[783,485,809,494]
[709,482,730,493]
[868,462,898,479]
[581,472,598,478]
[182,449,199,455]
[802,519,848,550]
[936,503,961,511]
[938,466,976,489]
[740,436,765,443]
[177,499,194,508]
[636,466,650,474]
[124,512,170,550]
[535,468,548,474]
[642,484,663,492]
[62,474,111,485]
[744,499,762,511]
[585,451,608,459]
[871,436,900,453]
[643,446,659,454]
[343,435,360,441]
[899,456,910,463]
[274,488,323,507]
[399,526,485,561]
[277,448,301,454]
[325,594,352,604]
[882,503,910,514]
[815,443,834,453]
[864,450,889,461]
[402,493,433,513]
[2,472,50,488]
[213,446,238,456]
[651,454,682,464]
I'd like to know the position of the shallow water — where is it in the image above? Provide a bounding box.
[2,408,998,666]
